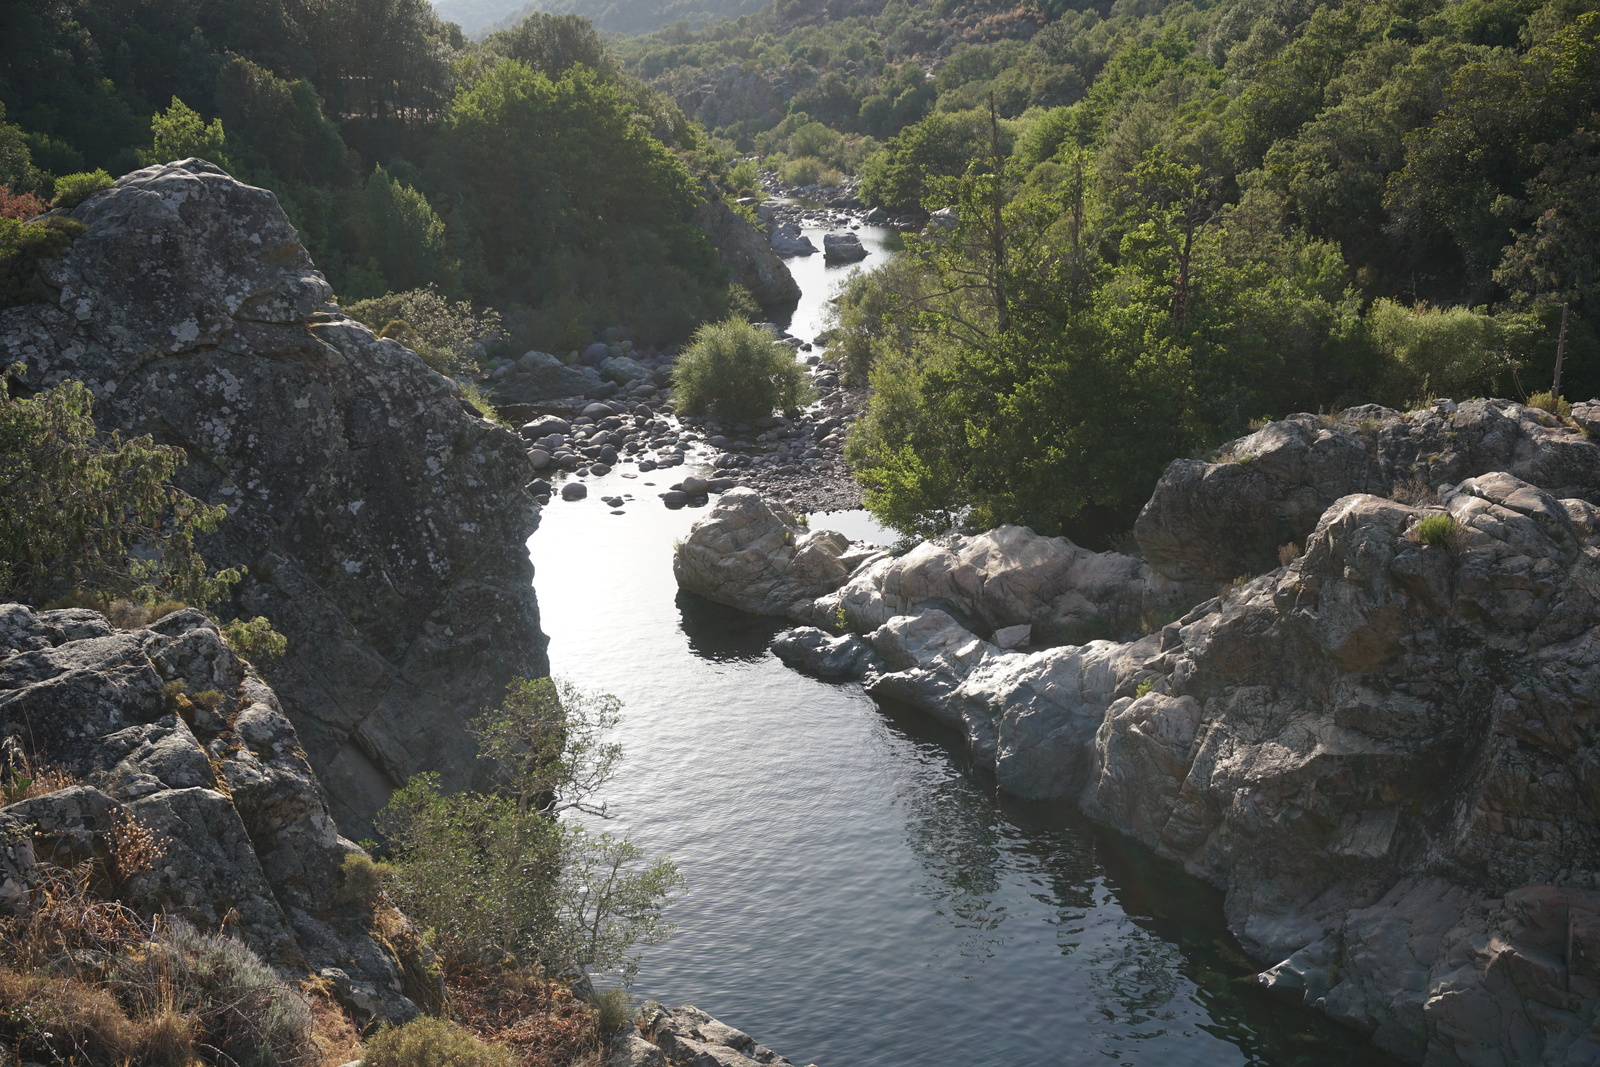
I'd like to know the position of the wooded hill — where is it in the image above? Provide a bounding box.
[620,0,1600,542]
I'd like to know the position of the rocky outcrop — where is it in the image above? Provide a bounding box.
[623,1005,817,1067]
[1135,399,1600,585]
[0,160,547,837]
[752,400,1600,1065]
[0,602,429,1024]
[673,488,883,615]
[694,196,801,320]
[768,221,818,257]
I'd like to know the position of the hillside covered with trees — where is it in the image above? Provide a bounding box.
[0,0,744,346]
[619,0,1600,543]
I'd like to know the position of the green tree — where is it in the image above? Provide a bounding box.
[143,97,233,170]
[671,317,813,423]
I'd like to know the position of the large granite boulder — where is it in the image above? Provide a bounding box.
[0,160,547,837]
[694,195,801,320]
[673,488,863,615]
[1136,399,1600,585]
[822,232,867,263]
[0,603,430,1024]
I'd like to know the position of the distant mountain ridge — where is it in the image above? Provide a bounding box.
[434,0,766,36]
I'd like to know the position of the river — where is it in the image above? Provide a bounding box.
[525,218,1397,1066]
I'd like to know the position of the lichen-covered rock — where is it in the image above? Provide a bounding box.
[0,603,428,1023]
[674,488,861,615]
[0,160,547,837]
[642,1005,815,1067]
[768,407,1600,1064]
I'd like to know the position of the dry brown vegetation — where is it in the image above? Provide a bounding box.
[445,962,608,1067]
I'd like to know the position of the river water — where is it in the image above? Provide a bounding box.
[525,221,1396,1066]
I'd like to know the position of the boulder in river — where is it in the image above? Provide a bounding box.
[673,488,861,615]
[693,195,801,320]
[0,159,546,839]
[769,221,817,257]
[823,232,868,262]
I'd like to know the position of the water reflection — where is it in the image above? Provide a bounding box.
[675,590,787,661]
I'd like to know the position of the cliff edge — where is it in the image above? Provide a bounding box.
[0,159,547,837]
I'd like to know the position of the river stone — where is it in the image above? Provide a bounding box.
[772,627,878,680]
[601,356,654,385]
[561,482,588,501]
[822,232,868,263]
[674,488,857,615]
[493,349,594,404]
[0,160,545,839]
[521,415,571,438]
[529,449,551,469]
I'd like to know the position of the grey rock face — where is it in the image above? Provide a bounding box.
[768,401,1600,1064]
[642,1005,815,1067]
[0,160,547,837]
[0,604,428,1024]
[1136,399,1600,585]
[693,196,801,320]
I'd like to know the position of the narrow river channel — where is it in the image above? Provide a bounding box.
[526,218,1398,1067]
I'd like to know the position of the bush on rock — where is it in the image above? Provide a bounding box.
[671,317,812,424]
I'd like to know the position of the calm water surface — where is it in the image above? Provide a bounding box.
[526,489,1395,1067]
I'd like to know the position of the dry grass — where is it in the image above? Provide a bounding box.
[304,980,365,1067]
[0,735,78,803]
[445,961,605,1067]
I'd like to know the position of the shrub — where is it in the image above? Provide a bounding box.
[0,183,47,219]
[363,1017,517,1067]
[221,615,287,660]
[0,376,241,607]
[346,285,501,377]
[672,318,812,424]
[1528,390,1573,418]
[591,985,637,1036]
[779,156,842,188]
[1416,513,1464,550]
[0,214,86,306]
[111,920,314,1067]
[378,677,682,981]
[335,851,392,914]
[50,169,114,210]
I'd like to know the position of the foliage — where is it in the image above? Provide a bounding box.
[378,677,682,982]
[1366,299,1530,401]
[0,376,241,608]
[590,986,637,1036]
[222,616,288,661]
[0,215,85,306]
[1415,512,1465,550]
[0,185,46,220]
[1528,389,1574,417]
[361,1017,517,1067]
[143,98,232,171]
[672,318,813,423]
[49,170,113,210]
[346,286,502,377]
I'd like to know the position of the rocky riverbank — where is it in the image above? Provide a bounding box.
[676,398,1600,1066]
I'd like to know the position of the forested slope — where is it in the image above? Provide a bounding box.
[0,0,739,346]
[619,0,1600,543]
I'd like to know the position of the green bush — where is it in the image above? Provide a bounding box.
[49,170,114,210]
[0,375,241,608]
[378,677,683,981]
[1528,390,1573,417]
[222,616,287,661]
[0,215,86,306]
[591,985,637,1036]
[672,318,813,424]
[1415,513,1464,550]
[779,156,842,188]
[362,1017,516,1067]
[346,286,501,377]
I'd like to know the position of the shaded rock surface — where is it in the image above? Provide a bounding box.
[760,401,1600,1065]
[0,603,429,1024]
[0,160,547,838]
[694,195,801,320]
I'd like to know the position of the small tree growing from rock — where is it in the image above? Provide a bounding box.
[671,317,812,424]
